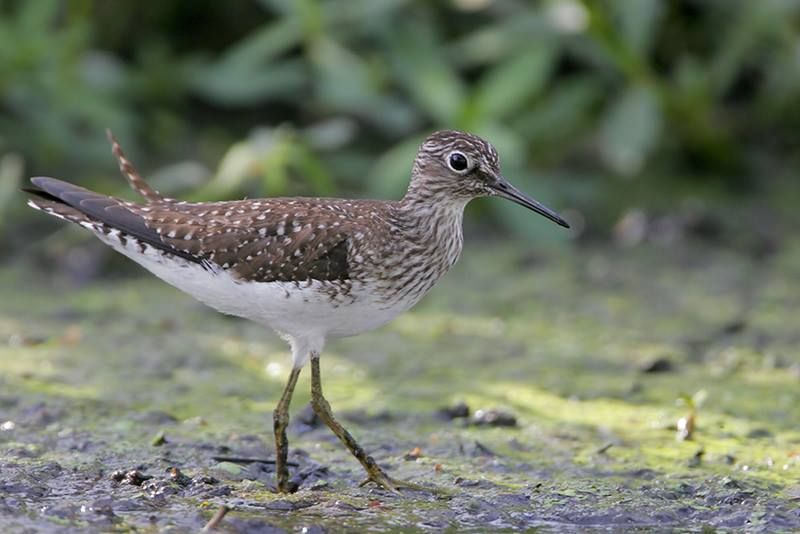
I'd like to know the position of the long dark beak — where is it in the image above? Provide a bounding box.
[492,176,570,228]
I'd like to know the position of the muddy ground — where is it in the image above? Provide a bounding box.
[1,239,799,532]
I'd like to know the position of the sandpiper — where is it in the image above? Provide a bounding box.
[25,130,569,493]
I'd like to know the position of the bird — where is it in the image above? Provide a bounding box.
[25,129,569,493]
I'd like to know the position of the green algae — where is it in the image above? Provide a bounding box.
[0,240,798,531]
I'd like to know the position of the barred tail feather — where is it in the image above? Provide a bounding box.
[24,176,201,264]
[24,180,105,231]
[26,197,103,233]
[106,129,163,203]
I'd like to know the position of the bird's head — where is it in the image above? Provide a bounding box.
[409,130,569,228]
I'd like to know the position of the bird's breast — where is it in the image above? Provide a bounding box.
[365,212,464,308]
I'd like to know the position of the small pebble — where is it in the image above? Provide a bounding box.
[309,480,329,491]
[111,469,152,486]
[471,408,517,427]
[437,401,470,420]
[638,357,674,373]
[151,431,167,446]
[168,467,192,486]
[676,415,694,441]
[404,447,423,461]
[192,475,219,485]
[746,428,772,439]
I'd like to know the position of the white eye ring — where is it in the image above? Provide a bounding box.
[446,151,470,174]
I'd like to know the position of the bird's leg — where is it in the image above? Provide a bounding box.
[309,353,427,493]
[273,366,301,493]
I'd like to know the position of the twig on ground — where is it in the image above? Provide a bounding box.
[212,455,300,467]
[202,505,230,531]
[596,442,614,454]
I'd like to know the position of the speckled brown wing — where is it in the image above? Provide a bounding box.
[129,199,363,282]
[26,177,366,283]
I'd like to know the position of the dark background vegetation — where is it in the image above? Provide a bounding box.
[2,0,799,261]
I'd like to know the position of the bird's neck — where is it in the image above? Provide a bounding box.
[369,183,468,307]
[397,185,468,228]
[394,185,468,265]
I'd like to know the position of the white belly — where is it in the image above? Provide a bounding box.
[100,232,417,340]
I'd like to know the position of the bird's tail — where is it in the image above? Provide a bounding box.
[24,130,166,226]
[24,173,204,266]
[23,178,105,229]
[105,129,163,202]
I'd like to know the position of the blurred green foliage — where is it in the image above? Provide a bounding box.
[2,0,800,251]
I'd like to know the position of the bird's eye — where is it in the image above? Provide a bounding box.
[447,151,469,173]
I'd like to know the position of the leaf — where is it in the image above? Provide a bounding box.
[598,85,662,176]
[611,0,663,57]
[311,39,419,133]
[472,44,557,121]
[449,10,549,68]
[295,0,324,41]
[708,0,798,97]
[289,143,336,196]
[513,76,603,156]
[0,153,22,239]
[366,135,425,200]
[186,19,306,105]
[385,19,466,124]
[312,39,372,107]
[188,58,306,106]
[321,0,413,31]
[193,128,289,199]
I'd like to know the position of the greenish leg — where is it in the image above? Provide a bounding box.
[273,367,301,493]
[309,353,428,493]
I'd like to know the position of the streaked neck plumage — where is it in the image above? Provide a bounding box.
[372,177,468,307]
[397,173,468,253]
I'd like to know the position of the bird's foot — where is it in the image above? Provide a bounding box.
[275,479,299,494]
[275,482,299,494]
[275,467,299,493]
[359,467,436,494]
